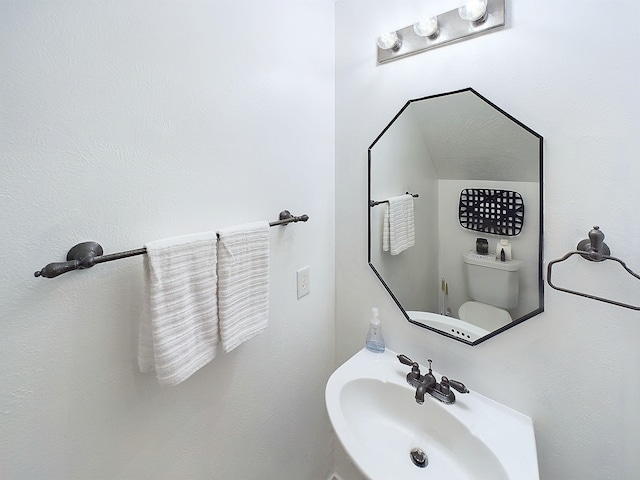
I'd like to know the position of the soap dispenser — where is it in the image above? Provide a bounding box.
[365,307,385,353]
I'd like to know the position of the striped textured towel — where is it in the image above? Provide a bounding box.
[217,221,270,353]
[138,231,219,386]
[383,194,415,255]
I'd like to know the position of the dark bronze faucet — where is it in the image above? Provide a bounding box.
[397,355,469,405]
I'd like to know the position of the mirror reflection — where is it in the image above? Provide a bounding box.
[368,88,543,345]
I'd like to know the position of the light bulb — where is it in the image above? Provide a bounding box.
[376,32,401,50]
[413,17,439,38]
[458,0,488,23]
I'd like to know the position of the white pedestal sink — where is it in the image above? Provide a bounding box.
[326,348,539,480]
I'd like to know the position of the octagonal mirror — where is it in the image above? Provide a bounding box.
[368,88,543,345]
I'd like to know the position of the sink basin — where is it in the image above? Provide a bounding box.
[325,348,539,480]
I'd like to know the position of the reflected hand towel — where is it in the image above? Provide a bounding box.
[383,194,415,255]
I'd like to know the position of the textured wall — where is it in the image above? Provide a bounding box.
[0,1,335,478]
[336,1,640,479]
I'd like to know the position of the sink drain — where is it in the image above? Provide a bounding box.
[410,448,428,468]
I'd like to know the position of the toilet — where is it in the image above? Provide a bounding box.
[458,251,522,331]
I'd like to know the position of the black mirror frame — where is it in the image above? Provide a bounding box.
[368,88,544,346]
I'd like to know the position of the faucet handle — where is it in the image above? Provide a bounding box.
[397,354,423,387]
[447,378,469,394]
[440,376,451,395]
[397,354,421,375]
[397,354,415,366]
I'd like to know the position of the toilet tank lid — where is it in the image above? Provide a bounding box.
[463,251,522,271]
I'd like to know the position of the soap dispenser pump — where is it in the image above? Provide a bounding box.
[365,307,385,353]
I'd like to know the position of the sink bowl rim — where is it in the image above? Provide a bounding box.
[325,348,539,480]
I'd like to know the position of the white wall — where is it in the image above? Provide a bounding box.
[336,1,640,479]
[0,1,335,479]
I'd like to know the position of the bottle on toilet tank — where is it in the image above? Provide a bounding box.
[496,239,512,261]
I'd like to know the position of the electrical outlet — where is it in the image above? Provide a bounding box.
[297,266,310,299]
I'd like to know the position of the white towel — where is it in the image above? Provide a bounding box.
[383,194,415,255]
[217,221,270,353]
[138,231,219,386]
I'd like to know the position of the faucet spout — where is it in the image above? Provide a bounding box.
[415,386,425,404]
[414,359,436,404]
[415,378,435,404]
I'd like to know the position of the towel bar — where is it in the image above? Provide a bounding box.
[34,210,309,279]
[370,192,419,208]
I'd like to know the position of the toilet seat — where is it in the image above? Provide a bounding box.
[458,301,512,331]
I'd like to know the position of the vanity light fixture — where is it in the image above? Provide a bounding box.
[376,31,401,50]
[377,0,504,64]
[413,17,439,39]
[458,0,489,23]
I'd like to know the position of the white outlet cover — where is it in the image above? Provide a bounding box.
[297,266,310,299]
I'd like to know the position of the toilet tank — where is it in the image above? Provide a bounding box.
[463,252,522,309]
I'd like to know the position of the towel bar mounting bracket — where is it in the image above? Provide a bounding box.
[576,226,610,261]
[34,241,146,278]
[68,241,104,262]
[273,210,309,226]
[34,241,104,278]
